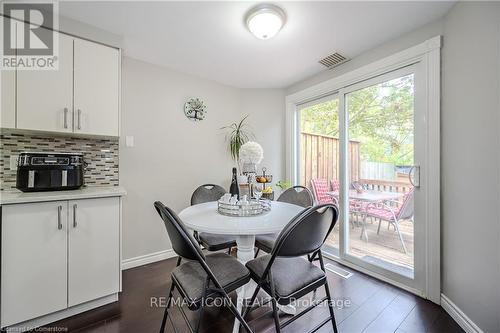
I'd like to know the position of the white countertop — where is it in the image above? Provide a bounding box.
[0,186,127,205]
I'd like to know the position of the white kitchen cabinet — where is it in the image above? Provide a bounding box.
[68,197,120,306]
[7,19,120,136]
[1,201,68,327]
[74,39,120,136]
[0,193,123,329]
[0,65,16,129]
[16,27,74,133]
[0,17,16,129]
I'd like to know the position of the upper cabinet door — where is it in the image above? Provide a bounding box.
[17,27,73,133]
[74,39,119,136]
[0,17,16,129]
[1,69,16,129]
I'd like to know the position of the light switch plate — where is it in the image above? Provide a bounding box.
[9,155,18,170]
[125,136,134,147]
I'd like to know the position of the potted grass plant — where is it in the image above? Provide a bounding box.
[221,115,254,177]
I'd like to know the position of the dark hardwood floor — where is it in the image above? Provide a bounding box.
[45,257,463,333]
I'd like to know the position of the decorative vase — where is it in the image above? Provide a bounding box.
[237,175,248,184]
[241,162,257,175]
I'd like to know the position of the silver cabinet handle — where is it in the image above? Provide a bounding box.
[73,204,78,228]
[77,109,82,130]
[63,108,68,128]
[57,205,63,230]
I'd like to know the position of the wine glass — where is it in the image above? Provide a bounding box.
[253,185,263,202]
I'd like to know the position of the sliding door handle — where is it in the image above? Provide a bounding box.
[409,165,420,188]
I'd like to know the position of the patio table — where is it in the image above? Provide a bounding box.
[327,190,403,240]
[327,189,403,203]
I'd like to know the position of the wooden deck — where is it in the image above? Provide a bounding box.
[325,216,414,271]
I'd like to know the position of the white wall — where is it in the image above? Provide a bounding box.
[286,3,500,332]
[441,2,500,332]
[120,57,285,260]
[239,89,286,180]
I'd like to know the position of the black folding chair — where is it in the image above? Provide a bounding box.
[191,184,237,253]
[254,185,314,257]
[154,201,254,333]
[243,203,339,333]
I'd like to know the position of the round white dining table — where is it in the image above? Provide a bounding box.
[178,200,304,333]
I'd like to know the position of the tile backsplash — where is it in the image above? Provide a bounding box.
[0,130,119,190]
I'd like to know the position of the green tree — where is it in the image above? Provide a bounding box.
[300,74,414,165]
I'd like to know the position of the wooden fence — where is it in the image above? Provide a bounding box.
[300,132,360,186]
[301,132,412,194]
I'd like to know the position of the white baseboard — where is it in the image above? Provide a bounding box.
[121,249,177,270]
[441,294,483,333]
[5,294,118,331]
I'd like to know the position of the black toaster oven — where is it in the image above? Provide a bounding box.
[16,152,85,192]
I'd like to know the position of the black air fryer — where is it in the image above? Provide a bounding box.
[16,152,85,192]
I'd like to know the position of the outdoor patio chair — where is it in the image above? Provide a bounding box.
[330,179,368,228]
[243,204,339,333]
[311,179,337,205]
[154,201,253,333]
[191,184,237,254]
[363,189,414,254]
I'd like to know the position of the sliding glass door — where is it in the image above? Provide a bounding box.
[297,64,425,292]
[299,95,341,256]
[343,66,418,282]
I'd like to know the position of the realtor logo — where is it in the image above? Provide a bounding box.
[1,1,59,70]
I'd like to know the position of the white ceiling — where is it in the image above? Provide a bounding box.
[59,1,454,89]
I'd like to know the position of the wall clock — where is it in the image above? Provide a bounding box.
[184,98,207,121]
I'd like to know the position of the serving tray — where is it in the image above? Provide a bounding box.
[217,199,271,217]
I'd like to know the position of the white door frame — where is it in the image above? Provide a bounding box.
[285,36,441,304]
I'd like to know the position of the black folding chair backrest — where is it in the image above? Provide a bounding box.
[191,184,226,205]
[154,201,206,261]
[272,204,338,257]
[277,186,314,208]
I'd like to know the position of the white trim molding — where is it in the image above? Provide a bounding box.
[285,35,442,303]
[121,249,177,270]
[324,252,424,297]
[5,294,118,332]
[441,294,484,333]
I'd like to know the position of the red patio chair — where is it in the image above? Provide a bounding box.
[330,180,368,228]
[310,179,336,205]
[363,189,414,254]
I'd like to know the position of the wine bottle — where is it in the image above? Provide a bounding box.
[229,167,240,199]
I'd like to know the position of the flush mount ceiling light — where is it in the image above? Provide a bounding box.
[245,4,286,40]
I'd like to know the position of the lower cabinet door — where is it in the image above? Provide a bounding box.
[68,197,120,306]
[1,201,68,327]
